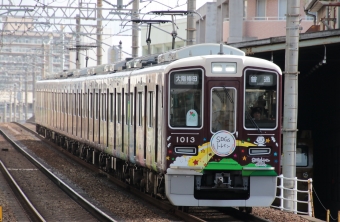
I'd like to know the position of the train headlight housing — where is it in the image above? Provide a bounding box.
[174,147,197,155]
[303,172,309,179]
[248,148,271,155]
[212,62,237,74]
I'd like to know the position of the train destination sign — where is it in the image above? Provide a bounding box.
[174,73,199,85]
[249,74,274,86]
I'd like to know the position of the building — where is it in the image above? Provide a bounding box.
[0,16,73,121]
[305,0,340,32]
[140,1,315,55]
[195,0,314,44]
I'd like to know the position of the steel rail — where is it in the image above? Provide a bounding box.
[0,127,117,222]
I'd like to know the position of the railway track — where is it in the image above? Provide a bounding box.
[0,123,115,222]
[2,122,271,222]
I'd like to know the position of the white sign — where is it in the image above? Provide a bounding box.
[210,130,236,157]
[252,157,270,167]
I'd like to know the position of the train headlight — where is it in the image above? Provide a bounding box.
[303,172,309,179]
[212,64,223,72]
[212,62,237,74]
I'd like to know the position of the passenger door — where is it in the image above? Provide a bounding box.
[205,80,239,162]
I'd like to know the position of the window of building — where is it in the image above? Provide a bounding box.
[278,0,287,20]
[256,0,266,20]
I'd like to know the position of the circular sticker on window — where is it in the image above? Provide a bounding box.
[210,130,236,157]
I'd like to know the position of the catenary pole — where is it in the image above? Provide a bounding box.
[132,0,139,58]
[187,0,196,45]
[32,56,36,118]
[76,14,81,69]
[97,0,103,65]
[282,0,300,212]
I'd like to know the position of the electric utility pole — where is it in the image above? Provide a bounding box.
[187,0,196,45]
[282,0,300,212]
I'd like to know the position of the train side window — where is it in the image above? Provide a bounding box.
[83,93,86,117]
[103,93,107,121]
[61,93,64,113]
[78,92,81,117]
[74,93,77,116]
[101,93,103,120]
[101,93,103,121]
[138,92,142,126]
[66,93,69,114]
[95,92,98,119]
[85,92,88,118]
[148,91,153,127]
[69,93,72,115]
[89,93,93,118]
[117,93,121,123]
[161,86,163,108]
[155,85,159,162]
[125,93,129,125]
[130,92,133,125]
[110,93,113,122]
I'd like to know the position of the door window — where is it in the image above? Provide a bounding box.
[211,87,236,133]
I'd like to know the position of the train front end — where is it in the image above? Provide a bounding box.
[164,52,282,208]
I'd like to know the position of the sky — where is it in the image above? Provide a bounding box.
[109,0,212,58]
[0,0,213,66]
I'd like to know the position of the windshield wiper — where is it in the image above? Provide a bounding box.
[223,86,234,104]
[222,86,261,133]
[246,110,262,134]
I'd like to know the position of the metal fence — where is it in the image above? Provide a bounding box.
[271,174,314,217]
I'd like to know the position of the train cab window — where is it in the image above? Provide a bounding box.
[244,69,278,129]
[169,69,203,128]
[211,87,236,133]
[296,145,308,167]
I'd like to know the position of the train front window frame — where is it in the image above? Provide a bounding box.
[168,69,203,129]
[244,69,278,130]
[210,87,236,133]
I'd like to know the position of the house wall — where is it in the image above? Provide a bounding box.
[223,0,314,43]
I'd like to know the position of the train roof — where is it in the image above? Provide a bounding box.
[43,44,245,80]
